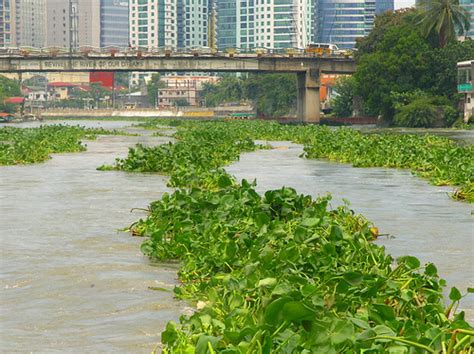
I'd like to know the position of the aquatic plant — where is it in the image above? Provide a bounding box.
[0,125,128,165]
[107,119,473,351]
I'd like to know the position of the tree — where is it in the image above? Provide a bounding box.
[0,76,21,113]
[243,74,296,117]
[331,76,356,117]
[417,0,470,48]
[147,73,166,107]
[353,9,473,124]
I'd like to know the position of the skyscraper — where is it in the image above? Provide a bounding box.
[15,0,45,47]
[44,0,128,49]
[315,0,393,50]
[100,0,129,47]
[129,0,211,50]
[0,0,17,47]
[216,0,315,50]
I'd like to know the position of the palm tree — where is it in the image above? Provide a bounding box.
[417,0,471,47]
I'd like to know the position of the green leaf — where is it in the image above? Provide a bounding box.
[467,287,474,293]
[424,263,438,276]
[218,174,233,188]
[195,335,219,354]
[301,218,320,228]
[449,287,462,301]
[342,272,363,286]
[397,256,421,269]
[281,301,316,322]
[331,320,355,345]
[264,297,293,326]
[258,278,277,288]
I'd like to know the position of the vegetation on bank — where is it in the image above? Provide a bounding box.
[102,119,473,352]
[0,125,129,165]
[0,76,21,114]
[348,8,474,127]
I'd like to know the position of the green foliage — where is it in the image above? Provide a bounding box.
[147,73,166,107]
[0,76,22,113]
[331,76,356,117]
[394,97,438,127]
[107,120,473,352]
[243,73,297,117]
[354,10,473,124]
[201,75,245,107]
[0,125,128,165]
[108,120,474,202]
[417,0,471,48]
[201,74,296,117]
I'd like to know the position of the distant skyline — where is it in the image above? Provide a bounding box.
[395,0,416,9]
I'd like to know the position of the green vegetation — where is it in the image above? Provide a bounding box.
[0,125,128,165]
[0,76,21,114]
[105,120,473,352]
[147,73,167,108]
[107,120,473,202]
[201,74,296,117]
[417,0,470,48]
[351,9,474,126]
[331,77,357,118]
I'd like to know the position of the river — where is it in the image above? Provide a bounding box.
[227,140,474,320]
[1,121,472,352]
[0,121,182,353]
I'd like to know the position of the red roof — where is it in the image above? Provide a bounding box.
[48,82,80,87]
[0,112,14,117]
[4,97,25,104]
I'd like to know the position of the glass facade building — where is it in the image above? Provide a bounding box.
[216,0,314,50]
[100,0,129,47]
[129,0,211,49]
[315,0,393,49]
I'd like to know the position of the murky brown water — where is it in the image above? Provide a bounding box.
[0,121,182,352]
[1,121,472,352]
[227,141,474,320]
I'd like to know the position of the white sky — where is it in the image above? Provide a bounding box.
[395,0,416,9]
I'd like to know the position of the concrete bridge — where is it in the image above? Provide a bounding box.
[0,53,356,123]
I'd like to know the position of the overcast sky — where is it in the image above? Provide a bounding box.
[395,0,416,9]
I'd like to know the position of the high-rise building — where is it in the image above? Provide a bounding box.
[315,0,393,50]
[129,0,211,50]
[100,0,129,47]
[460,0,473,38]
[0,0,17,47]
[15,0,45,47]
[216,0,314,50]
[46,0,128,49]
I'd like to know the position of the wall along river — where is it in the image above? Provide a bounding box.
[0,121,472,351]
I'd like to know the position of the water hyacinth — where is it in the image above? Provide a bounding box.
[106,119,473,352]
[0,124,129,165]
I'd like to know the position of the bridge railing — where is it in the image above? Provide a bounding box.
[0,46,354,59]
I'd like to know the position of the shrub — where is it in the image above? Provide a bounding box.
[394,97,437,127]
[442,105,459,126]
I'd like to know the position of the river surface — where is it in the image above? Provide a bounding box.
[227,141,474,320]
[1,121,473,352]
[1,121,183,353]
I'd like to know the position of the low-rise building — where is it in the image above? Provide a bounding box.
[157,76,220,107]
[457,60,473,122]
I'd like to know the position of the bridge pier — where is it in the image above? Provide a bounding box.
[297,69,321,124]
